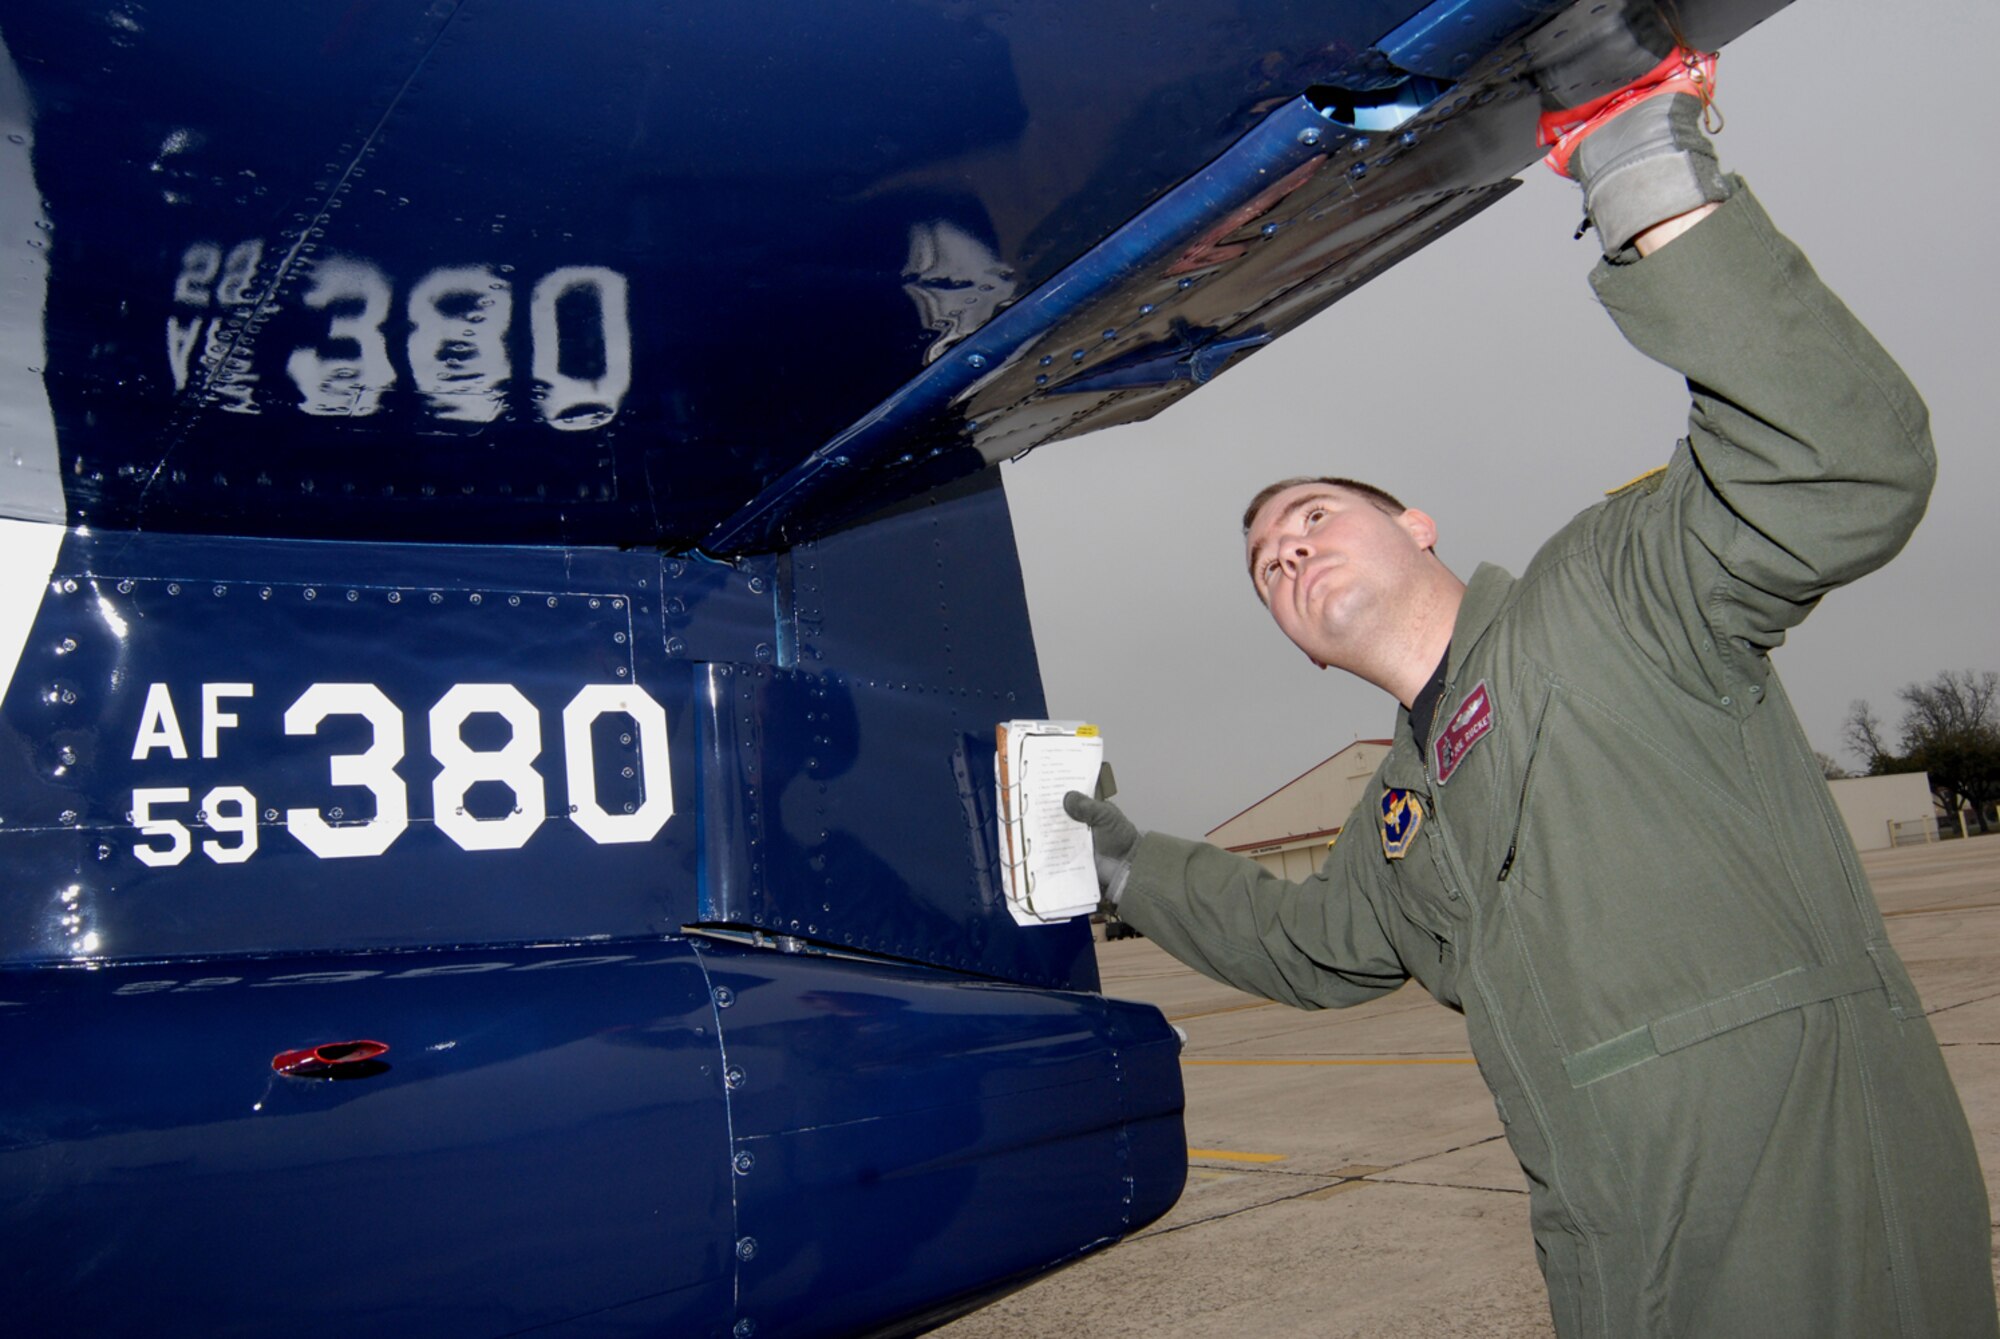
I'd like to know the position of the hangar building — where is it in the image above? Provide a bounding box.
[1205,739,1392,880]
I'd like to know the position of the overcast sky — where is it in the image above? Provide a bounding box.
[1003,0,1999,839]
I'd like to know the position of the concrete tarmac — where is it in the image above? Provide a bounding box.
[936,833,2000,1338]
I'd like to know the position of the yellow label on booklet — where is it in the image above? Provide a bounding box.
[1074,724,1099,737]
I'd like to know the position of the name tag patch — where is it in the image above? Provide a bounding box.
[1380,788,1424,860]
[1433,680,1494,785]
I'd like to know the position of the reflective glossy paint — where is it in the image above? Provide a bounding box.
[5,941,735,1336]
[0,474,1088,987]
[703,942,1185,1339]
[3,939,1176,1335]
[0,0,1796,1333]
[1,0,1423,547]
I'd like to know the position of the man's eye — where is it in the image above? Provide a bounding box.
[1305,507,1326,526]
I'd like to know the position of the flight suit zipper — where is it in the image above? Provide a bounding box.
[1497,683,1556,883]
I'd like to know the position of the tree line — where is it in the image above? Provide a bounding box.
[1843,670,2000,836]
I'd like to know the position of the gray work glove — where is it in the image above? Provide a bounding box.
[1568,92,1728,254]
[1063,791,1140,909]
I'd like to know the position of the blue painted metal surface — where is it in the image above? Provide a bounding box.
[2,529,690,962]
[0,0,1418,548]
[703,942,1185,1338]
[0,0,1786,553]
[1379,0,1564,78]
[0,0,1799,1332]
[0,473,1089,989]
[1,941,735,1336]
[0,936,1181,1336]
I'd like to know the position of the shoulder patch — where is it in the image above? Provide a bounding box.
[1604,464,1667,499]
[1380,788,1423,860]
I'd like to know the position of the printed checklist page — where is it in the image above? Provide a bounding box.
[995,720,1103,925]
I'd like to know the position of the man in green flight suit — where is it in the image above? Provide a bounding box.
[1065,50,1997,1339]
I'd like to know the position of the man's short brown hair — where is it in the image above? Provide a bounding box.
[1241,476,1407,534]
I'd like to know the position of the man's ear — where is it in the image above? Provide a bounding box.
[1398,507,1439,552]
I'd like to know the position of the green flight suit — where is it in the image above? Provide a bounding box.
[1119,185,1997,1337]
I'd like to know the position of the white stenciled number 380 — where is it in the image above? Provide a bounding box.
[127,681,672,865]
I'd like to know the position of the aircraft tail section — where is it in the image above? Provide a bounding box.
[0,472,1094,989]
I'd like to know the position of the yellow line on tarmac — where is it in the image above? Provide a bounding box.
[1183,1057,1476,1067]
[1188,1148,1288,1164]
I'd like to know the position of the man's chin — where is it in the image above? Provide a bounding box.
[1288,632,1342,672]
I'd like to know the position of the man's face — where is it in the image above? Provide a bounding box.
[1244,483,1436,669]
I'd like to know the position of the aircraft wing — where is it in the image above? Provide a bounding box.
[1,0,1785,554]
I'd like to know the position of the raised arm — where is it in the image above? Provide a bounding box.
[1548,52,1931,670]
[1592,188,1932,650]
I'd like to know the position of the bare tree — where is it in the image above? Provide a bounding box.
[1899,670,2000,739]
[1844,675,2000,834]
[1843,699,1896,775]
[1896,671,2000,834]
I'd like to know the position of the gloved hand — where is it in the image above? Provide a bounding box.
[1538,49,1727,254]
[1063,791,1140,909]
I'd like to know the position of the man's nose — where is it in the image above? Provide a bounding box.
[1280,539,1311,575]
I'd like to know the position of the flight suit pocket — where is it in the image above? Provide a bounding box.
[1404,808,1466,941]
[1392,872,1460,1005]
